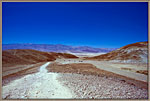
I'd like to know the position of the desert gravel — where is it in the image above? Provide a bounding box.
[57,73,148,99]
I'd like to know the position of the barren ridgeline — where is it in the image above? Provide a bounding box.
[2,42,148,99]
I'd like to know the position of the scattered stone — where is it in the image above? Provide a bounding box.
[57,73,148,99]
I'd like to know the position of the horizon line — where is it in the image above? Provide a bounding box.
[2,41,147,48]
[2,43,119,49]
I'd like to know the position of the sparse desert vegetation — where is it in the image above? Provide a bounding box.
[136,70,148,75]
[121,67,148,75]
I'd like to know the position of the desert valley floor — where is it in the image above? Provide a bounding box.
[2,58,148,99]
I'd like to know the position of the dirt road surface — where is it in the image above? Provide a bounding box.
[2,59,148,99]
[2,62,74,99]
[55,59,147,83]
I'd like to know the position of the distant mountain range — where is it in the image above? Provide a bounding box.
[2,44,117,53]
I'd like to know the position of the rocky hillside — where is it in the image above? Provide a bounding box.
[85,42,148,63]
[2,49,78,67]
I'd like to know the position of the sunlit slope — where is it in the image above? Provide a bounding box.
[2,49,78,67]
[85,42,148,63]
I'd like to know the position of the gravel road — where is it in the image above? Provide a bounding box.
[55,59,147,82]
[2,60,148,99]
[2,62,74,99]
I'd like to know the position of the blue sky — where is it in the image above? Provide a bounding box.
[2,2,148,48]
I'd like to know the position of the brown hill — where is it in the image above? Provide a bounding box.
[2,49,78,67]
[85,42,148,63]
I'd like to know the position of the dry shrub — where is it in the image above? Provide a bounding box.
[121,67,133,71]
[136,70,148,75]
